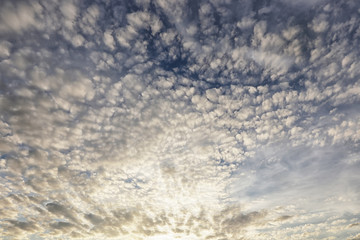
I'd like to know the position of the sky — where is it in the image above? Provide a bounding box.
[0,0,360,239]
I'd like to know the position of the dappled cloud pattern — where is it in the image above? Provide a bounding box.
[1,0,360,239]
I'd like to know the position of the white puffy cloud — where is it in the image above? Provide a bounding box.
[0,0,360,239]
[0,1,42,34]
[103,30,116,50]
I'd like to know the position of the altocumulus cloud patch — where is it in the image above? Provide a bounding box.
[0,0,360,239]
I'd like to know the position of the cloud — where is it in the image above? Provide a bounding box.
[0,1,42,34]
[0,0,360,239]
[103,30,116,50]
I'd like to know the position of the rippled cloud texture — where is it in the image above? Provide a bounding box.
[1,0,360,239]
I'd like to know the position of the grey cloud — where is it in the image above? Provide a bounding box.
[0,220,40,239]
[276,215,293,221]
[6,220,39,232]
[221,210,267,229]
[45,202,80,224]
[84,213,104,226]
[50,221,74,230]
[348,223,360,228]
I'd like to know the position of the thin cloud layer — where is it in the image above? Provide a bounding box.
[0,0,360,239]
